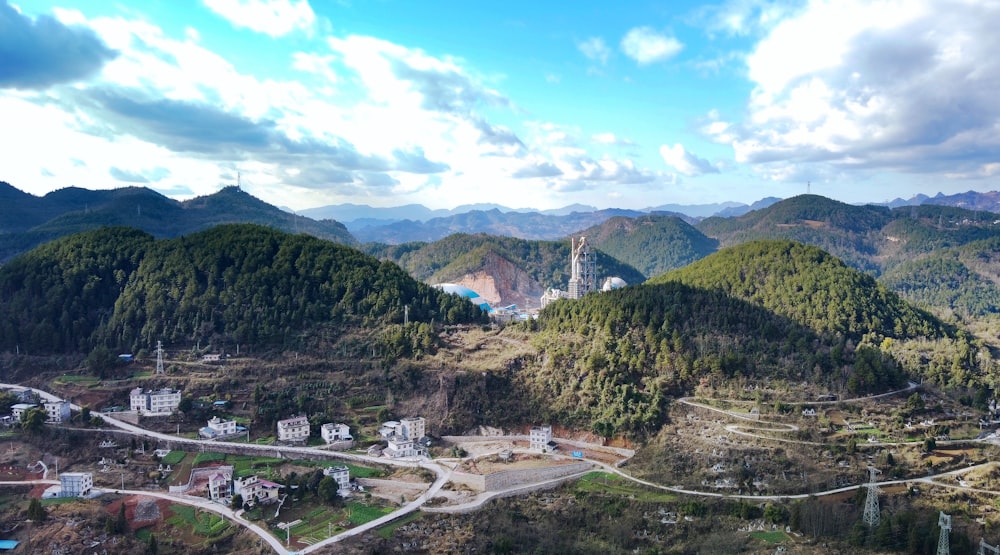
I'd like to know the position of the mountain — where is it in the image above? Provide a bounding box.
[653,240,946,341]
[0,184,356,262]
[366,233,646,309]
[0,224,486,355]
[714,196,782,217]
[574,214,719,279]
[353,208,646,244]
[925,190,1000,212]
[642,200,745,218]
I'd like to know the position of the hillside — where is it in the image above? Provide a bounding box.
[696,194,891,273]
[575,214,718,279]
[367,233,646,309]
[0,184,356,262]
[653,240,944,340]
[0,224,485,355]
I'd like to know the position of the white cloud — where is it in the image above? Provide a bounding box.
[578,36,611,65]
[620,27,683,65]
[592,132,635,146]
[712,0,1000,182]
[659,143,718,176]
[203,0,315,37]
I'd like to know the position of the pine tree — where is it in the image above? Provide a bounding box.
[26,498,45,521]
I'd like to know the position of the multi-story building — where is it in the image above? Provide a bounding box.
[200,416,238,439]
[60,472,93,497]
[130,387,182,415]
[43,399,71,423]
[530,425,554,452]
[233,474,281,505]
[400,417,426,441]
[207,468,232,501]
[11,403,37,421]
[385,436,423,458]
[323,465,351,495]
[320,423,352,444]
[277,416,310,443]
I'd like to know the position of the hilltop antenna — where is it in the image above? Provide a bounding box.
[862,466,880,528]
[237,171,241,191]
[807,181,811,195]
[156,341,164,375]
[937,512,951,555]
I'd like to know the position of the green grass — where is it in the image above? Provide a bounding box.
[375,511,423,539]
[751,530,790,543]
[192,451,227,465]
[53,374,100,385]
[160,451,187,465]
[346,501,392,525]
[167,504,232,538]
[575,472,676,503]
[40,497,79,506]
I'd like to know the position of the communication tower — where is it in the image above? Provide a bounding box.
[155,341,164,375]
[862,466,880,528]
[937,512,951,555]
[567,236,597,300]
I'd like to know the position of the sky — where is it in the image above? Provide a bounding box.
[3,0,1000,211]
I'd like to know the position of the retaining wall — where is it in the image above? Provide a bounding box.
[451,461,593,492]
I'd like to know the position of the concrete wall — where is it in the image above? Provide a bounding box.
[452,461,593,492]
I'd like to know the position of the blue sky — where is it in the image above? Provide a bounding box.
[3,0,1000,211]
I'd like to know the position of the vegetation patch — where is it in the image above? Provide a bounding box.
[751,530,790,543]
[166,504,231,538]
[160,451,187,465]
[375,511,423,540]
[192,451,227,465]
[346,501,393,525]
[575,472,676,503]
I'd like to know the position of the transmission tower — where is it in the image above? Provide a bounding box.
[862,466,880,528]
[155,341,164,374]
[980,538,1000,555]
[937,512,951,555]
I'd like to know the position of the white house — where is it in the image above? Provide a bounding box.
[400,417,426,441]
[378,420,401,439]
[200,416,238,439]
[130,387,182,415]
[385,437,423,458]
[233,475,281,505]
[11,403,37,421]
[60,472,93,497]
[530,425,554,452]
[277,416,310,443]
[323,465,351,495]
[207,468,232,501]
[320,423,352,444]
[43,399,71,423]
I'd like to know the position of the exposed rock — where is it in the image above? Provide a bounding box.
[448,252,543,310]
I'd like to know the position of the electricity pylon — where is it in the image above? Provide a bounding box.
[862,466,880,528]
[155,340,164,374]
[937,512,951,555]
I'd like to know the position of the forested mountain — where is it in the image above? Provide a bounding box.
[881,236,1000,317]
[696,195,891,273]
[352,208,648,244]
[0,184,355,262]
[366,233,646,308]
[0,225,486,355]
[575,215,719,279]
[654,240,945,340]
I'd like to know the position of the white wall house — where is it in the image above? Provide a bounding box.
[60,472,93,497]
[400,417,426,441]
[277,416,310,443]
[385,437,424,458]
[321,423,352,444]
[530,425,554,452]
[43,399,71,423]
[200,416,238,439]
[11,403,37,421]
[207,468,232,501]
[323,465,351,495]
[233,475,281,505]
[130,387,182,415]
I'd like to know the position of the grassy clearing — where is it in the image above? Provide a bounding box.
[192,451,227,465]
[160,451,187,465]
[167,504,231,538]
[375,511,422,539]
[53,374,100,385]
[346,501,392,525]
[751,530,790,543]
[575,472,676,503]
[40,497,78,506]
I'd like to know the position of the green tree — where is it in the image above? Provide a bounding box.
[114,502,127,534]
[20,408,46,435]
[146,533,158,555]
[317,476,341,505]
[26,498,46,521]
[231,494,244,510]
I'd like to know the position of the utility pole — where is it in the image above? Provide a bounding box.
[862,466,880,528]
[937,512,951,555]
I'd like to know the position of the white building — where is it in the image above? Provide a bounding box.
[400,417,426,441]
[323,465,351,495]
[530,425,554,452]
[233,474,281,505]
[43,399,71,423]
[385,436,423,458]
[277,416,310,443]
[200,416,238,439]
[207,467,232,501]
[130,387,182,415]
[60,472,93,497]
[11,403,37,421]
[320,423,352,444]
[379,420,401,440]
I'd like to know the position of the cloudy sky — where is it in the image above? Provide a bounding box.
[3,0,1000,211]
